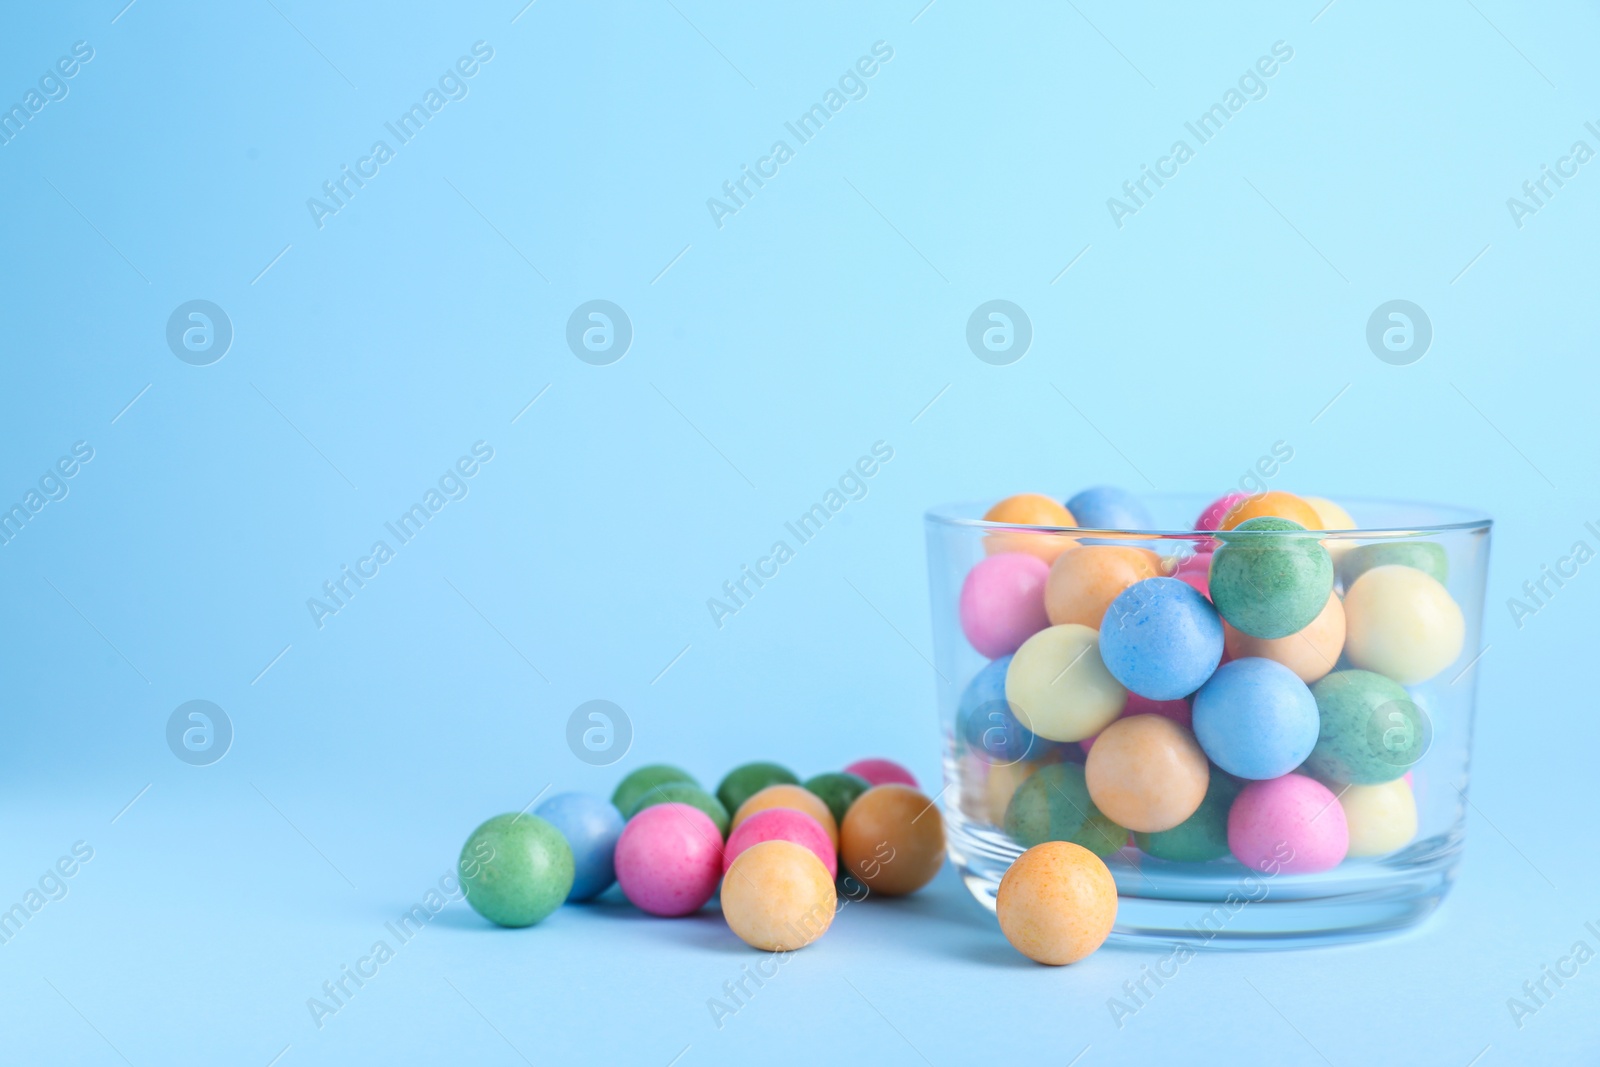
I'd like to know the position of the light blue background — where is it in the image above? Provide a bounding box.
[2,1,1596,1063]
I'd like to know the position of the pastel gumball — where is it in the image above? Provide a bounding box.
[1134,770,1242,863]
[1303,496,1358,562]
[1045,546,1161,628]
[1305,670,1428,784]
[959,656,1055,764]
[983,494,1079,563]
[1227,774,1349,875]
[1219,490,1324,532]
[1079,693,1190,755]
[1006,624,1126,742]
[1209,518,1334,640]
[1191,658,1319,780]
[611,764,697,818]
[1343,564,1464,685]
[960,552,1051,658]
[996,841,1118,965]
[715,761,799,816]
[535,792,625,902]
[843,758,918,791]
[614,803,723,917]
[722,841,836,951]
[732,784,839,847]
[984,758,1050,826]
[723,807,837,879]
[840,785,945,896]
[1066,486,1154,531]
[1195,492,1249,532]
[1222,592,1345,684]
[459,814,575,927]
[1338,541,1448,588]
[802,771,871,828]
[1003,762,1128,856]
[1340,778,1419,857]
[1084,715,1209,833]
[1098,577,1224,700]
[1168,549,1213,599]
[628,781,729,837]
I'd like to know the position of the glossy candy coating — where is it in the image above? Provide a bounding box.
[459,813,575,927]
[535,792,624,902]
[1084,715,1210,833]
[614,803,723,916]
[722,840,837,951]
[1342,564,1464,685]
[1098,578,1224,700]
[995,841,1118,965]
[1005,624,1127,742]
[1191,658,1320,780]
[1209,518,1334,639]
[959,552,1051,658]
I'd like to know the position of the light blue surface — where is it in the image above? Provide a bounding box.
[1,1,1596,1063]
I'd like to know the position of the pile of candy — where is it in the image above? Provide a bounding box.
[455,757,945,952]
[957,486,1463,882]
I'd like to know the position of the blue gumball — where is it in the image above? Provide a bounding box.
[1099,577,1223,700]
[535,792,625,902]
[958,656,1051,764]
[1191,658,1319,780]
[1066,486,1154,531]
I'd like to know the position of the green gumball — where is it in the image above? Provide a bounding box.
[1003,763,1127,856]
[459,813,574,928]
[1210,517,1334,639]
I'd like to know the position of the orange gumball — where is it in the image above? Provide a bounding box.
[983,494,1078,563]
[1044,546,1161,628]
[1084,715,1209,833]
[1223,591,1346,683]
[996,841,1117,965]
[1219,491,1323,531]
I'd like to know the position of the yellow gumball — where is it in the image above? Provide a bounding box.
[1005,624,1126,742]
[1304,496,1358,562]
[722,840,836,951]
[1344,564,1465,685]
[1339,778,1418,857]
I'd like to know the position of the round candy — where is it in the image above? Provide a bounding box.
[534,792,624,902]
[959,656,1055,764]
[1303,496,1357,563]
[802,771,871,827]
[722,840,837,951]
[959,552,1051,658]
[1084,715,1209,833]
[983,494,1079,563]
[715,761,799,816]
[1222,591,1345,683]
[1209,517,1334,639]
[1005,624,1126,742]
[843,758,918,790]
[1133,770,1242,862]
[995,841,1117,965]
[611,764,696,817]
[1191,658,1320,780]
[839,784,945,896]
[1339,541,1448,588]
[1003,762,1127,856]
[1195,492,1249,532]
[629,781,730,837]
[1339,778,1419,857]
[732,784,839,847]
[1343,564,1464,685]
[1219,490,1323,531]
[1227,773,1349,874]
[1098,577,1223,700]
[1066,486,1154,530]
[614,802,723,916]
[1079,693,1190,755]
[459,813,575,927]
[723,807,837,879]
[984,758,1051,826]
[1305,669,1428,784]
[1168,549,1213,599]
[1044,545,1161,629]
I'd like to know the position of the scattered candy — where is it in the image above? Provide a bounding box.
[1339,778,1419,857]
[802,771,871,827]
[840,784,945,896]
[1222,591,1345,683]
[459,814,575,928]
[614,803,723,917]
[983,493,1078,563]
[1342,564,1464,684]
[732,784,839,847]
[1133,771,1242,863]
[843,757,919,790]
[996,841,1118,965]
[1098,577,1224,700]
[1085,714,1210,833]
[959,552,1051,658]
[612,764,696,818]
[1066,485,1154,530]
[723,807,837,879]
[1228,773,1349,875]
[1045,545,1161,629]
[1191,658,1320,780]
[1006,624,1126,742]
[1003,762,1127,855]
[1219,489,1324,532]
[535,792,623,902]
[629,781,731,837]
[1209,517,1334,639]
[721,840,836,951]
[715,761,799,817]
[1305,669,1427,784]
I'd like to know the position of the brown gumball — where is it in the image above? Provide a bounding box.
[839,784,945,896]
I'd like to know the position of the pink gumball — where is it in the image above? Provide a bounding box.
[1228,774,1349,875]
[844,758,918,790]
[722,807,837,879]
[1171,550,1212,600]
[958,552,1050,659]
[1195,493,1248,532]
[614,803,723,916]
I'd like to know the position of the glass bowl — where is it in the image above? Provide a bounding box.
[925,493,1491,947]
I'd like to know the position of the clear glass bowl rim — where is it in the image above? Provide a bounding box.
[924,492,1492,540]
